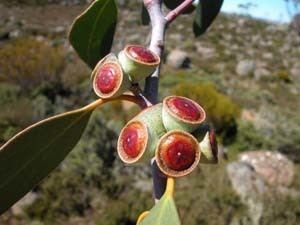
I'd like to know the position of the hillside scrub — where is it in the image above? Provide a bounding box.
[0,1,299,225]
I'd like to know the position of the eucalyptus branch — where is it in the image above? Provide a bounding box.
[143,0,167,104]
[143,0,195,102]
[143,0,195,202]
[165,0,194,23]
[143,0,168,202]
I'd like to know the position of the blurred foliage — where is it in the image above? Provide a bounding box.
[0,38,65,91]
[1,0,87,6]
[231,107,300,162]
[230,120,271,153]
[0,97,35,140]
[0,3,299,225]
[261,166,300,225]
[171,82,241,141]
[0,82,21,105]
[273,114,300,163]
[261,193,300,225]
[2,0,48,5]
[275,70,291,82]
[176,164,246,225]
[0,83,34,142]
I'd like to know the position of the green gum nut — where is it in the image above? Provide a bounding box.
[118,45,160,83]
[198,130,219,164]
[162,96,206,133]
[91,53,131,99]
[117,104,166,164]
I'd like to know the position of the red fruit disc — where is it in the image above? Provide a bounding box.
[160,133,196,171]
[119,121,147,159]
[167,97,201,121]
[156,131,200,177]
[96,63,119,94]
[127,46,157,63]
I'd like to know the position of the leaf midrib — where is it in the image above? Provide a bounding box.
[86,0,112,63]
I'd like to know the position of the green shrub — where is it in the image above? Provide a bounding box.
[0,97,36,142]
[274,115,300,163]
[231,106,300,162]
[0,83,21,105]
[171,83,241,139]
[0,38,65,91]
[229,120,271,154]
[275,70,290,82]
[0,83,56,143]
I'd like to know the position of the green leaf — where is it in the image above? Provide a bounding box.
[0,103,98,214]
[139,194,181,225]
[141,3,150,26]
[193,0,224,37]
[69,0,118,69]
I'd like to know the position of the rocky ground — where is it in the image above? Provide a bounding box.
[0,2,299,225]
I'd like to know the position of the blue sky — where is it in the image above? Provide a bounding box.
[221,0,298,23]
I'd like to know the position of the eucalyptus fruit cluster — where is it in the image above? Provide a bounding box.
[91,44,160,99]
[117,95,218,178]
[90,43,218,178]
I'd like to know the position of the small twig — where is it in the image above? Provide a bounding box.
[111,94,148,109]
[165,0,195,23]
[130,84,153,108]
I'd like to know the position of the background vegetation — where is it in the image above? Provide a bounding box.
[0,1,299,225]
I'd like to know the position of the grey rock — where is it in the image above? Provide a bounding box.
[262,52,273,60]
[29,221,44,225]
[254,68,271,80]
[237,18,246,27]
[176,24,185,31]
[134,180,152,192]
[236,60,256,76]
[11,192,37,216]
[227,162,264,225]
[239,151,294,186]
[290,87,299,95]
[227,162,265,200]
[52,26,66,34]
[9,29,21,39]
[223,33,233,42]
[127,33,140,43]
[118,0,128,7]
[169,33,184,42]
[251,34,260,43]
[290,67,300,78]
[195,43,216,59]
[166,49,191,69]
